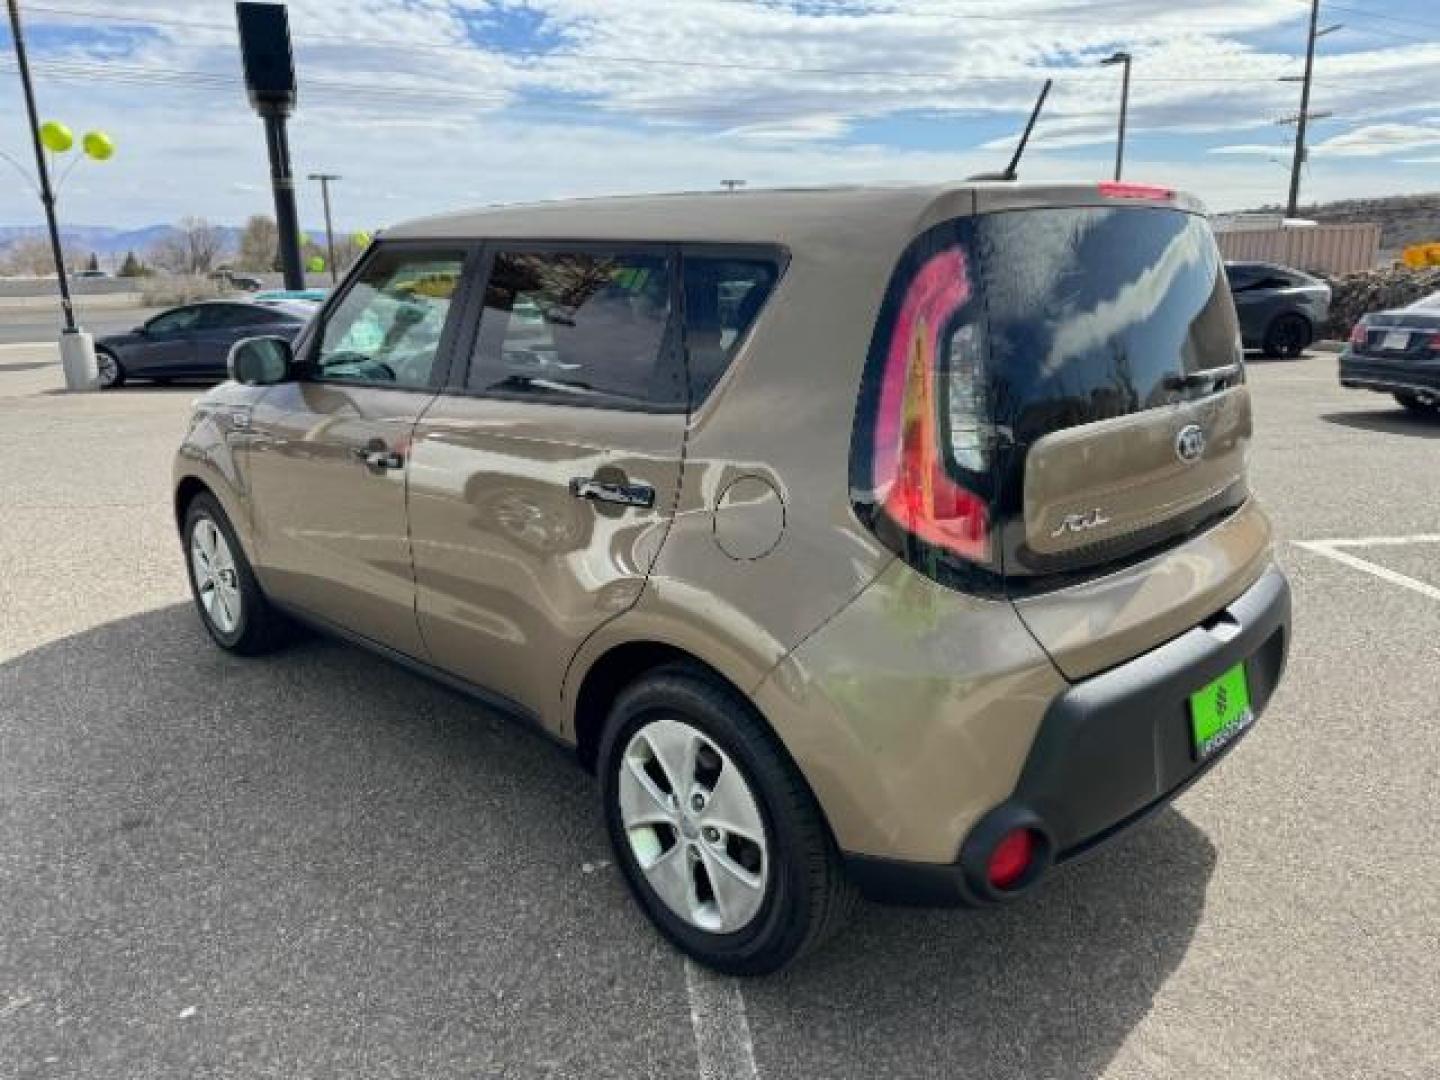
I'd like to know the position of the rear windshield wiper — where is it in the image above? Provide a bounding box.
[1165,363,1243,391]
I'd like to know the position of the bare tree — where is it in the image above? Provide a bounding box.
[0,236,93,276]
[149,217,228,275]
[237,214,279,272]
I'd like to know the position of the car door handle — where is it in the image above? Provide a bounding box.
[569,477,656,509]
[351,446,404,470]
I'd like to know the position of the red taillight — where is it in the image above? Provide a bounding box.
[1428,331,1440,352]
[1098,181,1175,202]
[871,248,989,562]
[1349,322,1368,348]
[987,828,1036,890]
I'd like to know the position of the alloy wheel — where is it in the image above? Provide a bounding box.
[189,516,241,635]
[618,717,769,934]
[95,351,118,388]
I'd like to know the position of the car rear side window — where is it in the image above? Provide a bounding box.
[466,250,682,408]
[682,256,778,403]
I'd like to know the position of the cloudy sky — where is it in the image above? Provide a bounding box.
[2,0,1438,231]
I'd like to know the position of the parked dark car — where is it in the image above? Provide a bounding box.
[95,300,311,388]
[1340,290,1440,416]
[1225,261,1331,358]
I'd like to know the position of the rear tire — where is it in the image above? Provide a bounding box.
[95,349,124,389]
[181,493,289,655]
[1394,392,1440,417]
[599,664,855,975]
[1262,313,1312,359]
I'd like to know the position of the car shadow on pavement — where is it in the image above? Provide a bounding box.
[0,604,693,1079]
[748,810,1214,1078]
[1321,409,1440,439]
[1,603,1216,1079]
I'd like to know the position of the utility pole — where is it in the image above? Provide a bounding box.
[308,172,340,284]
[6,0,74,333]
[1101,51,1133,182]
[1287,0,1321,217]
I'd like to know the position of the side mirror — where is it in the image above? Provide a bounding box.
[228,335,295,386]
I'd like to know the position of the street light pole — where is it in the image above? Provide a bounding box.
[1101,51,1132,183]
[308,172,340,284]
[6,0,75,333]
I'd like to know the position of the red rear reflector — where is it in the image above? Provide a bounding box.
[1349,322,1368,348]
[1098,181,1175,201]
[987,828,1035,890]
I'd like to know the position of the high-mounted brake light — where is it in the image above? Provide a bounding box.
[1098,181,1175,202]
[869,248,989,563]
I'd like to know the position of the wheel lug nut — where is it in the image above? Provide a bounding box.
[690,794,705,812]
[703,826,720,844]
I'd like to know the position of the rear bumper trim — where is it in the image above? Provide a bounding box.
[843,566,1291,906]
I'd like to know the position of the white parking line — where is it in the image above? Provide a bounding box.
[685,959,759,1080]
[1295,537,1440,603]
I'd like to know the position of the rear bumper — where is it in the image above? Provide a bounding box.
[845,566,1291,906]
[1340,355,1440,397]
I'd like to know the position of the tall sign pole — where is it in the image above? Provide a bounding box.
[6,0,75,332]
[237,2,303,289]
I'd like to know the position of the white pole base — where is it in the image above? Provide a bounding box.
[59,329,99,391]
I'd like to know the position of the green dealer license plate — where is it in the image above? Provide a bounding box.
[1189,663,1254,760]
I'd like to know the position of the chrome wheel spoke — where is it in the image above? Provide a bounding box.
[641,843,695,919]
[699,844,765,931]
[641,722,698,802]
[618,756,675,827]
[701,760,766,843]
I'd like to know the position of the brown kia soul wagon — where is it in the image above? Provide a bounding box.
[174,182,1291,974]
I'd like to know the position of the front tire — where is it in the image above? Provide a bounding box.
[95,349,124,389]
[182,493,289,655]
[599,665,855,975]
[1262,313,1312,358]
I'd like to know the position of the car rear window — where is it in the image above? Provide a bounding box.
[682,256,779,403]
[977,206,1241,450]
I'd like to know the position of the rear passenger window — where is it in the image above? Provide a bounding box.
[467,250,681,407]
[682,257,778,402]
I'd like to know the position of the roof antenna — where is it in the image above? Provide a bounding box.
[968,79,1053,182]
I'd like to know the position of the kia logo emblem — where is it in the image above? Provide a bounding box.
[1175,424,1206,463]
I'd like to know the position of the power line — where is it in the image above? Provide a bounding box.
[16,2,1436,82]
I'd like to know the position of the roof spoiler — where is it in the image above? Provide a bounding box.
[967,79,1052,182]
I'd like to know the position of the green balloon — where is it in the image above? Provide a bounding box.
[307,255,326,273]
[351,230,372,249]
[40,121,74,154]
[82,130,116,161]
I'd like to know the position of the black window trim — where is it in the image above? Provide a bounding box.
[294,238,484,396]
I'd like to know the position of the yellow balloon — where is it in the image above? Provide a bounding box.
[307,255,326,273]
[351,230,372,249]
[82,130,116,161]
[40,121,74,154]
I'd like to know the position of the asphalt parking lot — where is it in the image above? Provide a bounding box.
[1,341,1437,1079]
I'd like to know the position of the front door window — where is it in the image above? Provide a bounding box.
[313,248,466,389]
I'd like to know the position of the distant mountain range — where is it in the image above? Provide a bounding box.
[0,223,331,258]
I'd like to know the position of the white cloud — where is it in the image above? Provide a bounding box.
[2,0,1439,228]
